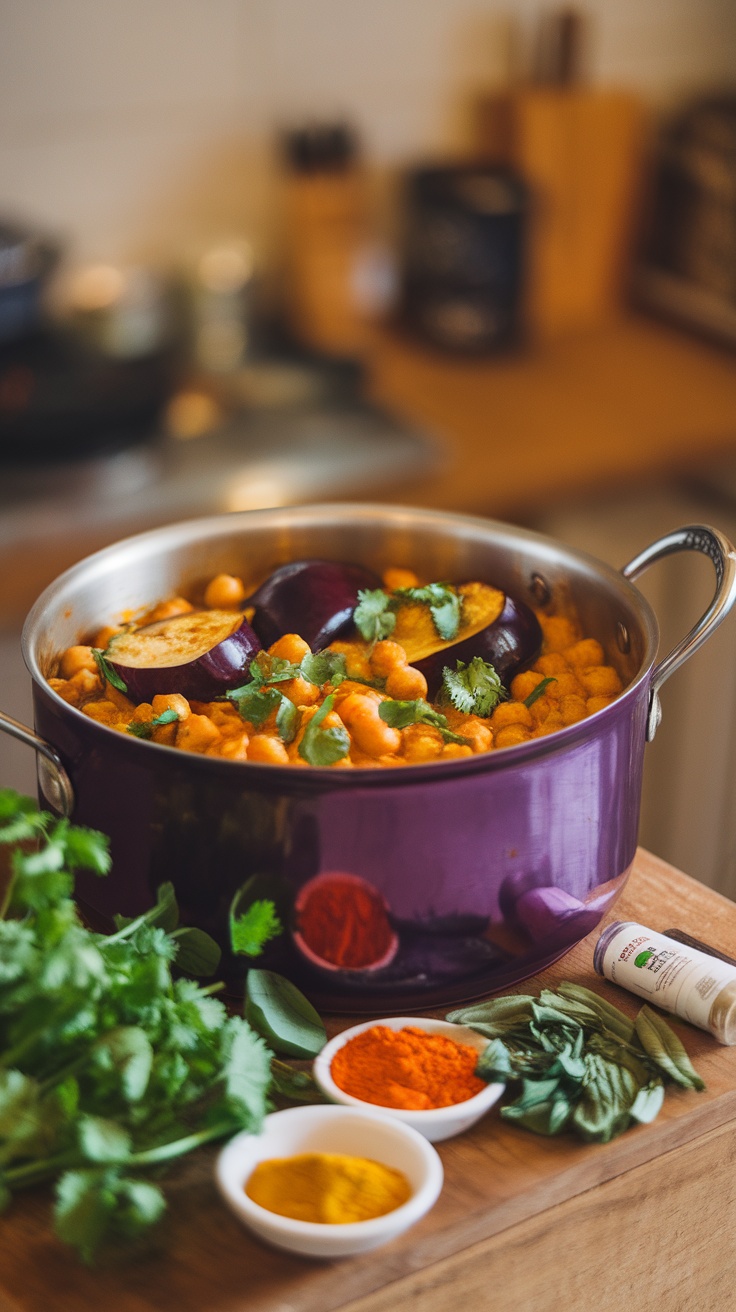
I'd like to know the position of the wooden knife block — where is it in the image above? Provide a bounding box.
[476,88,647,337]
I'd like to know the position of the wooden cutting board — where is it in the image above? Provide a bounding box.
[1,847,735,1312]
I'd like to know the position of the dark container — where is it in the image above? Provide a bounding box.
[399,165,527,353]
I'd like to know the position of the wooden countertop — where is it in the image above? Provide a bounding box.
[2,847,735,1312]
[366,313,736,520]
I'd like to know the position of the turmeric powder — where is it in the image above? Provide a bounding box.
[245,1152,411,1223]
[330,1025,485,1110]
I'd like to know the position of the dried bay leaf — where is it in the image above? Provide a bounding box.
[634,1006,706,1091]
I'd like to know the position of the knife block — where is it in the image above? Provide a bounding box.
[476,88,647,337]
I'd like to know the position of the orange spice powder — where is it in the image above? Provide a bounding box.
[330,1025,486,1111]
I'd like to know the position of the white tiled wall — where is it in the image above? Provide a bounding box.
[1,0,735,266]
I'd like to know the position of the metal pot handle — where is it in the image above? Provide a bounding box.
[0,710,74,817]
[622,524,736,742]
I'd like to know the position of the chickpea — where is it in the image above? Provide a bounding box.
[495,724,533,750]
[564,639,606,668]
[385,664,428,701]
[82,700,123,726]
[139,597,194,624]
[204,573,246,609]
[370,641,409,677]
[130,703,155,725]
[213,734,250,761]
[579,666,623,697]
[458,718,493,753]
[152,693,191,721]
[534,711,564,737]
[401,724,444,763]
[247,735,289,765]
[52,680,82,707]
[535,653,570,678]
[328,641,373,681]
[544,670,584,699]
[529,695,554,725]
[560,694,589,726]
[491,701,533,731]
[540,615,580,653]
[59,646,97,679]
[176,714,220,754]
[92,625,125,650]
[278,676,320,707]
[338,692,401,758]
[510,670,545,702]
[151,721,178,747]
[382,567,419,591]
[68,668,103,702]
[441,742,474,760]
[269,633,311,664]
[587,695,614,715]
[103,683,136,715]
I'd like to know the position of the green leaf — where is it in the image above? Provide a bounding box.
[245,969,327,1058]
[93,1028,153,1103]
[62,826,112,875]
[298,694,350,766]
[557,982,635,1043]
[571,1053,640,1143]
[353,589,396,644]
[275,696,300,744]
[77,1115,133,1164]
[299,651,349,688]
[475,1037,513,1082]
[91,649,128,694]
[54,1169,117,1264]
[394,583,463,640]
[227,684,283,728]
[634,1006,706,1091]
[270,1059,328,1104]
[221,1018,272,1127]
[172,927,222,977]
[230,894,283,958]
[378,698,470,746]
[441,657,507,717]
[629,1081,665,1125]
[126,708,179,740]
[523,676,557,707]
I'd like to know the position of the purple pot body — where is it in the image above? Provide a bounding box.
[22,505,658,1012]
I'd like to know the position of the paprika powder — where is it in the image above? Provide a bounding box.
[330,1024,486,1110]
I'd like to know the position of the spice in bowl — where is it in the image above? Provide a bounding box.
[329,1023,486,1110]
[245,1152,411,1223]
[293,872,398,972]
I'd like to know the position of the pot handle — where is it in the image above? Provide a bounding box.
[622,524,736,742]
[0,710,75,817]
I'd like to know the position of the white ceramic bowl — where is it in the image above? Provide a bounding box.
[313,1016,504,1142]
[215,1104,443,1259]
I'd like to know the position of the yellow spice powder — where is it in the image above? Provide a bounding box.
[245,1152,411,1224]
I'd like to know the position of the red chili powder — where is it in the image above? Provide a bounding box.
[297,876,394,969]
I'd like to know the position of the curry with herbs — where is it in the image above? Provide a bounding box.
[48,562,625,767]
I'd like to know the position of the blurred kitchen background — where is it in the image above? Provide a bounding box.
[2,1,736,898]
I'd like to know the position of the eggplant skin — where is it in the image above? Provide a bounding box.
[416,595,543,697]
[110,613,262,703]
[248,559,382,651]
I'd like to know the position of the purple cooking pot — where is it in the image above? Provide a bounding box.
[3,505,736,1012]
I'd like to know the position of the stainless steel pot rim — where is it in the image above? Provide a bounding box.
[21,501,661,781]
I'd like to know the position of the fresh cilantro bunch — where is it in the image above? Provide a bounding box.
[0,789,273,1263]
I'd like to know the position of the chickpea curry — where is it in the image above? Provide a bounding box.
[48,562,625,768]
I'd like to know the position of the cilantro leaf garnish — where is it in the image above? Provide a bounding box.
[299,650,348,687]
[441,656,508,717]
[226,684,283,728]
[353,589,396,644]
[393,583,462,641]
[524,676,557,707]
[126,708,179,740]
[230,894,283,958]
[298,694,350,766]
[378,698,470,745]
[250,652,302,685]
[91,649,127,694]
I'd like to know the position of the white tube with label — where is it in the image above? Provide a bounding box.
[594,920,736,1045]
